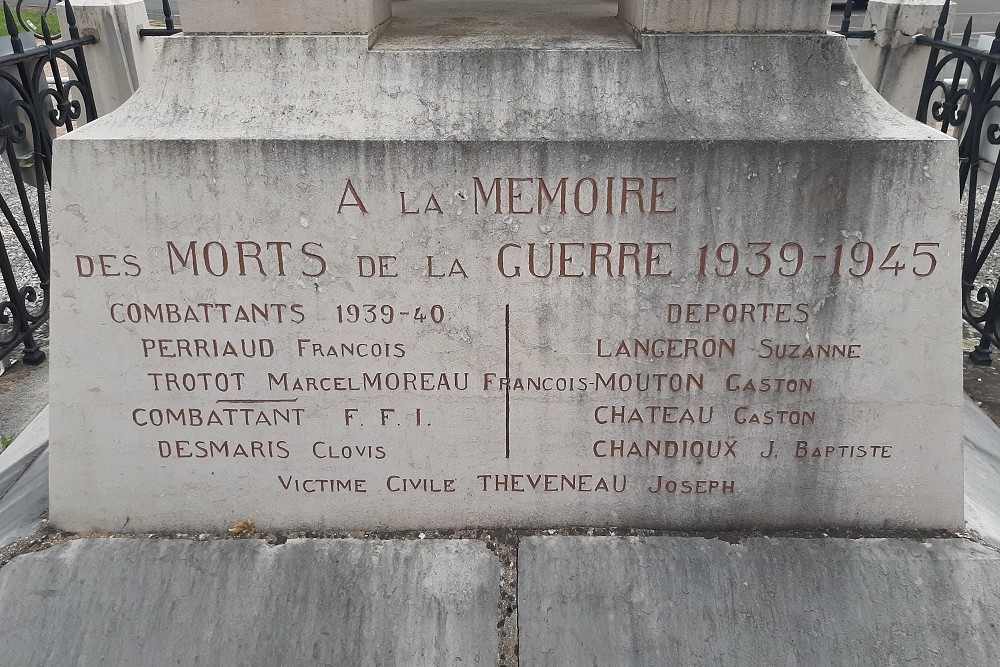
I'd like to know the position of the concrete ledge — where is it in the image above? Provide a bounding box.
[0,406,48,494]
[179,0,391,34]
[520,536,1000,666]
[964,396,1000,547]
[68,33,932,142]
[619,0,830,33]
[0,450,48,548]
[376,0,638,51]
[0,538,500,666]
[0,406,48,548]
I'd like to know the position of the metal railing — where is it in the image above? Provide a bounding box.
[138,0,180,38]
[832,1,876,40]
[915,0,1000,364]
[0,0,95,364]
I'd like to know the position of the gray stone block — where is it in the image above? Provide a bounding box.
[965,396,1000,547]
[0,406,47,499]
[519,536,1000,666]
[0,448,48,548]
[0,406,49,548]
[0,538,500,666]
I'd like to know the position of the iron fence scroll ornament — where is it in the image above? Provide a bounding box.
[15,0,60,39]
[0,0,95,364]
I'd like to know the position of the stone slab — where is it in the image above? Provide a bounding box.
[377,0,637,51]
[70,34,931,141]
[519,535,1000,666]
[179,0,391,34]
[618,0,830,34]
[964,395,1000,547]
[0,405,49,549]
[0,406,48,498]
[0,449,48,548]
[48,33,962,533]
[856,0,949,118]
[0,538,500,666]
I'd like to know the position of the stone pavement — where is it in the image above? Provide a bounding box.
[1,538,500,666]
[0,407,47,547]
[520,537,1000,666]
[2,532,1000,666]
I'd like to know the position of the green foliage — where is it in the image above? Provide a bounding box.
[0,435,11,453]
[0,10,60,38]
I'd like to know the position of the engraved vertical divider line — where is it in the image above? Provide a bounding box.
[505,303,511,459]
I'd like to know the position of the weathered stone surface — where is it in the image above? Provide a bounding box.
[179,0,391,34]
[618,0,830,33]
[519,536,1000,666]
[0,407,49,547]
[48,32,962,533]
[58,0,158,116]
[0,538,500,666]
[856,0,949,118]
[378,0,637,51]
[57,34,926,141]
[965,396,1000,547]
[0,406,47,499]
[0,449,48,548]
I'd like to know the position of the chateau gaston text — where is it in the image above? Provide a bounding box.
[70,177,931,502]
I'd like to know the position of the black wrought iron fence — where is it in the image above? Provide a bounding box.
[832,1,876,39]
[0,0,95,365]
[138,0,180,38]
[914,1,1000,364]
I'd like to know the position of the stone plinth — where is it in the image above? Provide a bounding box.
[618,0,831,33]
[0,539,500,665]
[59,0,157,115]
[857,0,950,118]
[381,0,634,50]
[48,29,961,533]
[520,537,1000,665]
[179,0,391,34]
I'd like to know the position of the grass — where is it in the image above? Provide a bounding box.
[0,10,61,38]
[0,435,11,454]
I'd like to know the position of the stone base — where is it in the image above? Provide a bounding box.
[0,407,48,548]
[3,399,1000,663]
[521,536,1000,666]
[0,538,501,666]
[50,32,962,533]
[964,395,1000,547]
[2,534,1000,665]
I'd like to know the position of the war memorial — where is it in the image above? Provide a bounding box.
[2,0,1000,664]
[48,0,964,532]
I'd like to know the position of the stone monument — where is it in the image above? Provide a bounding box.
[49,0,962,532]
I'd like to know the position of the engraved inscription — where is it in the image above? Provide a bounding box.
[63,169,941,525]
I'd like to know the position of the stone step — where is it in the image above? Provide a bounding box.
[519,535,1000,666]
[0,538,501,666]
[0,407,49,548]
[4,533,1000,665]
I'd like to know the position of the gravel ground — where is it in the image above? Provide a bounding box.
[0,163,49,367]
